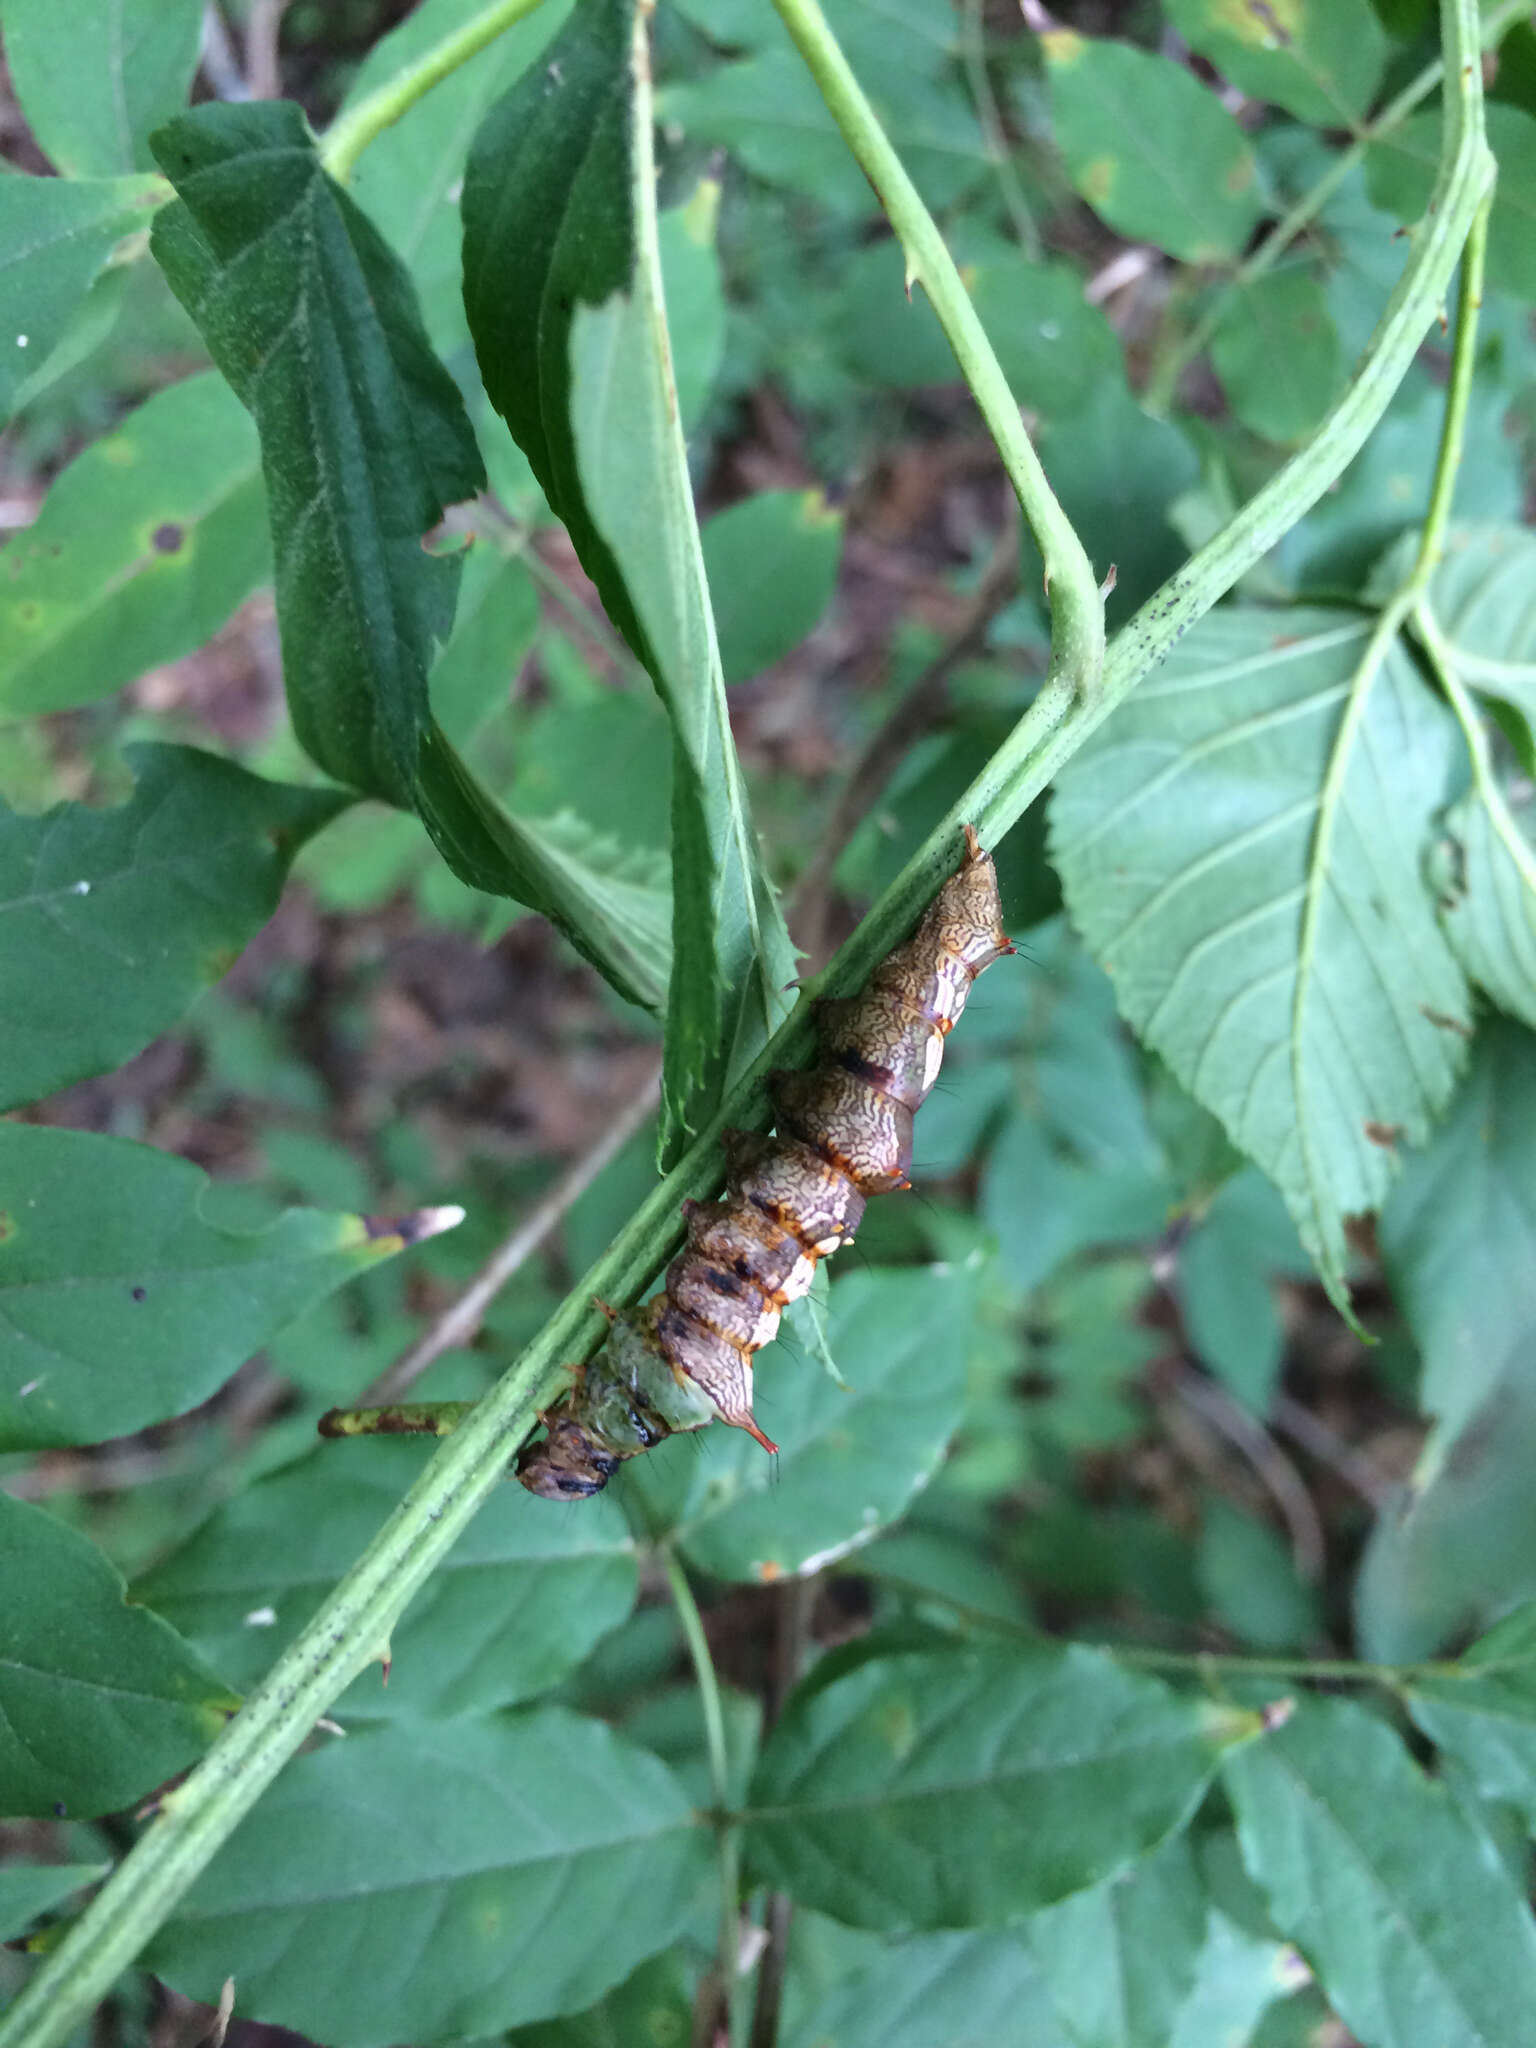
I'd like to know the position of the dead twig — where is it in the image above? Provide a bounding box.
[1162,1357,1327,1581]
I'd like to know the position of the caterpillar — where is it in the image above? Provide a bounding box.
[515,824,1012,1500]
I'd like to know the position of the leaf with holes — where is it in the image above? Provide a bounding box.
[1429,777,1536,1031]
[1050,606,1471,1314]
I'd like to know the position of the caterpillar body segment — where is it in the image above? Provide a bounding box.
[515,826,1012,1500]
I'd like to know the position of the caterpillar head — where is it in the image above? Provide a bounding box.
[515,1416,621,1499]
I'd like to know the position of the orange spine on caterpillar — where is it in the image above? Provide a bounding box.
[515,824,1013,1499]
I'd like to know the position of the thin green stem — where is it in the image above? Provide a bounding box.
[771,0,1103,712]
[320,0,551,183]
[0,9,1494,2045]
[663,1548,741,2044]
[1419,604,1536,899]
[1413,193,1490,585]
[960,0,1042,259]
[1145,0,1524,413]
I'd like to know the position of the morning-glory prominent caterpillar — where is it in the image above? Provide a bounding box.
[513,824,1012,1500]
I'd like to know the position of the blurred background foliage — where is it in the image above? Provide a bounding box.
[3,0,1536,2042]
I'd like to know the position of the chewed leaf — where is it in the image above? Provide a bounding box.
[0,1491,237,1819]
[0,1123,462,1451]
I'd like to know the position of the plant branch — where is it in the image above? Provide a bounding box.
[663,1549,742,2048]
[771,0,1104,714]
[960,0,1042,258]
[0,8,1494,2044]
[320,0,552,183]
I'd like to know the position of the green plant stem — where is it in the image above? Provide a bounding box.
[1144,0,1524,414]
[960,0,1042,259]
[319,0,551,183]
[663,1548,742,2045]
[771,0,1103,712]
[0,8,1494,2045]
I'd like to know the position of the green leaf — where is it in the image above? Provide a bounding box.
[1164,0,1387,126]
[463,0,796,1139]
[0,171,165,425]
[1431,779,1536,1031]
[1197,1498,1321,1653]
[1367,103,1536,303]
[505,1952,695,2047]
[1356,1327,1536,1662]
[629,1264,977,1584]
[658,1,985,220]
[341,0,573,354]
[0,1864,109,1943]
[781,1930,1075,2047]
[1022,1833,1209,2048]
[1168,1908,1298,2048]
[1379,1017,1536,1443]
[0,744,345,1111]
[745,1642,1261,1928]
[1039,379,1199,617]
[658,176,726,437]
[147,102,666,1014]
[1,0,202,176]
[0,1491,236,1819]
[702,489,843,686]
[1405,1604,1536,1828]
[145,1710,711,2043]
[0,373,267,718]
[1210,271,1341,445]
[0,1123,462,1451]
[1051,606,1472,1314]
[1403,523,1536,729]
[1179,1169,1306,1415]
[1224,1693,1536,2047]
[1042,33,1264,264]
[141,1440,638,1720]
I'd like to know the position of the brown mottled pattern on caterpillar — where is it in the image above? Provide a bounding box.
[516,825,1013,1500]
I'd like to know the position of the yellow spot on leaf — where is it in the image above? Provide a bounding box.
[1080,156,1119,208]
[1210,0,1301,46]
[1041,29,1084,64]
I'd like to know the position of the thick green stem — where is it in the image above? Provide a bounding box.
[771,0,1103,711]
[0,6,1493,2044]
[320,0,552,183]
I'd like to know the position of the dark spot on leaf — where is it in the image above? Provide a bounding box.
[1363,1120,1401,1149]
[132,1285,147,1302]
[54,1802,67,1819]
[1420,1005,1473,1038]
[152,522,184,554]
[17,602,39,626]
[0,1211,12,1242]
